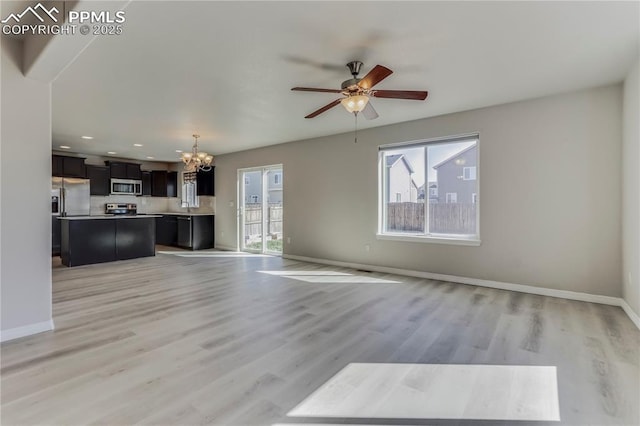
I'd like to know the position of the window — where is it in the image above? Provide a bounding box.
[181,173,199,208]
[274,172,281,185]
[379,134,479,244]
[245,176,250,185]
[463,166,477,180]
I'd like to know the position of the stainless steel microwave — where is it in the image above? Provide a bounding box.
[110,178,142,195]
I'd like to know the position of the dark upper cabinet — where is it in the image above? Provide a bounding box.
[126,163,141,180]
[52,155,86,178]
[109,162,127,179]
[52,156,63,176]
[108,162,141,179]
[151,171,168,197]
[141,171,152,196]
[151,170,177,197]
[167,171,178,198]
[196,167,215,196]
[86,165,110,196]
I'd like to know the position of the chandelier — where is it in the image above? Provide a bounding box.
[181,134,213,178]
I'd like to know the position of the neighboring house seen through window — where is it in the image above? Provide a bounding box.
[378,134,479,243]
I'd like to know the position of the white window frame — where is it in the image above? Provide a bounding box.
[446,192,457,203]
[463,166,477,181]
[395,193,402,202]
[377,133,480,246]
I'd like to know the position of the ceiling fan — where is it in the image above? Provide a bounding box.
[291,61,428,119]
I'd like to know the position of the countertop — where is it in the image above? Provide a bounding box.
[58,215,163,220]
[153,212,215,216]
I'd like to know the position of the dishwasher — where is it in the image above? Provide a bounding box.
[177,216,192,249]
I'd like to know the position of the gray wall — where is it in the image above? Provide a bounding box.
[1,38,53,336]
[215,84,623,297]
[623,58,640,316]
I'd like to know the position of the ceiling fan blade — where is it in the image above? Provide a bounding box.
[357,65,393,90]
[292,87,343,93]
[305,99,343,118]
[372,90,428,100]
[361,101,379,120]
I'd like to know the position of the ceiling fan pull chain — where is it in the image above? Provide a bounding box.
[354,112,358,143]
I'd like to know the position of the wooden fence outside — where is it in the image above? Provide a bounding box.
[386,202,476,234]
[244,203,283,241]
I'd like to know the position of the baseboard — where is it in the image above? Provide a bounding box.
[283,254,638,328]
[0,319,54,343]
[215,244,238,252]
[620,299,640,329]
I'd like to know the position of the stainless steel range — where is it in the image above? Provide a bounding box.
[105,203,137,215]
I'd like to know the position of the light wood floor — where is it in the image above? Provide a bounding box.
[1,250,638,425]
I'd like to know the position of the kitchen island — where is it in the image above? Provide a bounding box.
[59,215,162,267]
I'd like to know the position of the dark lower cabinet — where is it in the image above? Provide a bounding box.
[115,219,155,260]
[61,219,117,266]
[52,216,61,256]
[60,217,156,267]
[158,214,214,250]
[177,215,214,250]
[156,215,178,246]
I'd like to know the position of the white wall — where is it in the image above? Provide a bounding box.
[623,58,640,317]
[1,38,53,340]
[215,84,623,297]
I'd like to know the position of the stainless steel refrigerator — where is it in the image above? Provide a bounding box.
[52,177,90,255]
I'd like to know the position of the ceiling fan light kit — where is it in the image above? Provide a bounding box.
[291,61,428,119]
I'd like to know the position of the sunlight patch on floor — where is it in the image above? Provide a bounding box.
[158,251,272,258]
[288,363,560,422]
[258,270,401,284]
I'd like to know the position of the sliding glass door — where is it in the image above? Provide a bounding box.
[239,165,283,254]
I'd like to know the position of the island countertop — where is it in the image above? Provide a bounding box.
[58,215,163,220]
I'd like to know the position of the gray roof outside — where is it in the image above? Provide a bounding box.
[432,144,477,169]
[385,154,415,173]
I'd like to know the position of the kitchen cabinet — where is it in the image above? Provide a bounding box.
[156,215,178,246]
[196,167,215,196]
[151,171,178,197]
[86,165,110,196]
[60,216,156,267]
[108,161,141,179]
[52,155,86,178]
[177,215,214,250]
[151,171,168,197]
[167,171,178,197]
[141,171,152,196]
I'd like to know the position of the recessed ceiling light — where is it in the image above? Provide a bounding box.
[146,156,155,159]
[133,143,143,147]
[59,145,71,149]
[107,151,117,155]
[175,150,183,153]
[81,136,93,140]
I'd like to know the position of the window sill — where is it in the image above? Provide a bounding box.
[376,233,481,246]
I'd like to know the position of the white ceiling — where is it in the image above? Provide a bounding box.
[50,1,639,162]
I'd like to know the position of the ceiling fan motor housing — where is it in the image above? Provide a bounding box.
[342,61,364,91]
